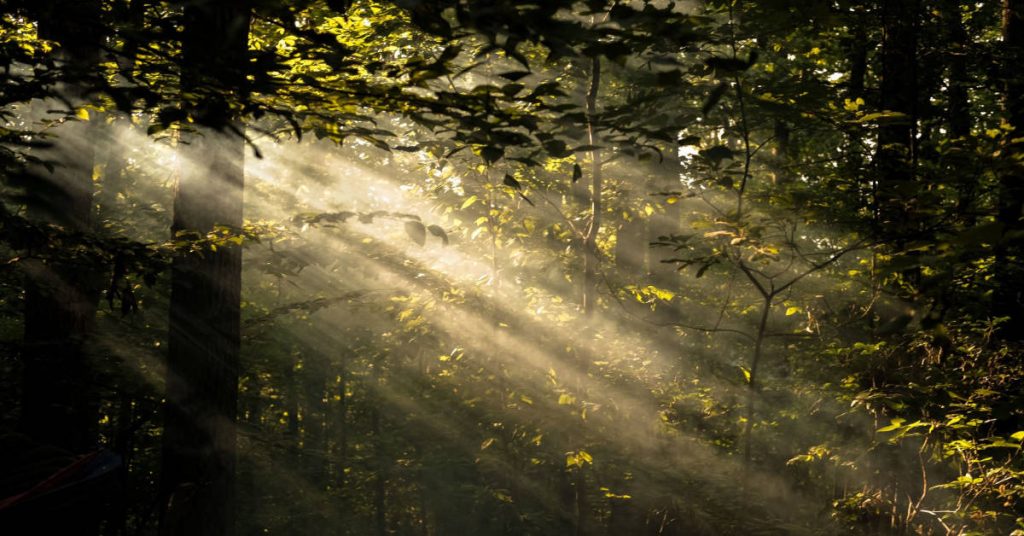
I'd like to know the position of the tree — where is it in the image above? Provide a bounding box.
[158,1,250,534]
[18,0,104,456]
[994,0,1024,336]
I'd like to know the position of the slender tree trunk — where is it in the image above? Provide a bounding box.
[646,141,683,284]
[116,0,147,81]
[847,7,868,104]
[875,0,919,238]
[944,0,971,141]
[742,296,772,470]
[582,55,602,317]
[942,0,976,226]
[615,211,645,276]
[159,2,249,535]
[372,407,387,536]
[335,361,348,492]
[994,0,1024,336]
[577,55,602,533]
[844,6,871,211]
[19,0,103,456]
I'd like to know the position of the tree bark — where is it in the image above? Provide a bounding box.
[582,55,602,317]
[18,0,103,456]
[940,0,977,226]
[875,0,919,236]
[994,0,1024,336]
[159,2,249,535]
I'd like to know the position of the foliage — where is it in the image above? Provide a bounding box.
[1,1,1023,535]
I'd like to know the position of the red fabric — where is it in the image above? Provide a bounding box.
[0,451,101,511]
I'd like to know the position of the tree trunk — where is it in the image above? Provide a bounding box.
[875,0,919,237]
[159,2,249,535]
[646,141,682,287]
[615,212,647,275]
[994,0,1024,336]
[582,55,602,317]
[944,0,971,141]
[19,0,103,456]
[942,0,976,226]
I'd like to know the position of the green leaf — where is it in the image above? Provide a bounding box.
[877,418,905,433]
[853,111,911,124]
[461,195,478,209]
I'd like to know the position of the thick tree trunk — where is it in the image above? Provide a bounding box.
[994,0,1024,336]
[19,0,103,456]
[159,2,249,535]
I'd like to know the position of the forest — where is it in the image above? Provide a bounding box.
[0,0,1022,534]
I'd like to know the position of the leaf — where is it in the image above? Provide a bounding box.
[461,195,478,209]
[405,221,426,246]
[480,145,503,164]
[325,0,353,13]
[700,145,734,163]
[740,366,751,384]
[706,56,752,75]
[427,224,449,246]
[853,111,911,124]
[785,307,801,316]
[572,164,582,183]
[518,192,535,207]
[702,81,728,116]
[503,174,521,190]
[877,418,906,433]
[498,70,531,81]
[982,440,1022,450]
